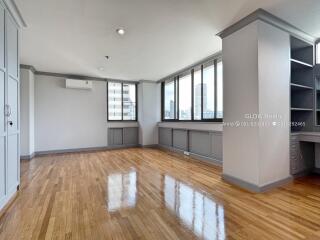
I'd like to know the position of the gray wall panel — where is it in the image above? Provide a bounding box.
[212,132,223,161]
[159,128,172,147]
[123,127,138,145]
[172,129,188,151]
[189,131,211,157]
[108,128,123,146]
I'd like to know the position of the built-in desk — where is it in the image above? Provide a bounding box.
[290,132,320,176]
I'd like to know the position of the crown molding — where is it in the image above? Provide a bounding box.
[217,8,315,44]
[20,64,151,83]
[3,0,27,27]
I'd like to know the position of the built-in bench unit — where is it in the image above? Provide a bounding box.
[108,127,139,147]
[158,127,223,166]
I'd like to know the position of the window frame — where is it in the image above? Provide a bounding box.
[107,81,138,122]
[161,58,222,122]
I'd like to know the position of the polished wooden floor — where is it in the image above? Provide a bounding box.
[1,148,320,239]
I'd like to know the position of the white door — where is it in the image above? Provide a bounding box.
[0,3,5,205]
[6,12,19,195]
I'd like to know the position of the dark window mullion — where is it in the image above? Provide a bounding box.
[135,83,138,121]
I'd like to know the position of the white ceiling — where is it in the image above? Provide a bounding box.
[16,0,320,81]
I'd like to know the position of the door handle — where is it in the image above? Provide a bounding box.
[4,104,11,117]
[8,121,13,126]
[8,105,11,117]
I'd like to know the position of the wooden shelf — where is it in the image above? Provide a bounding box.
[291,58,313,69]
[291,108,313,111]
[291,83,313,90]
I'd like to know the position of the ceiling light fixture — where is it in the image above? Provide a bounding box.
[116,28,125,35]
[98,67,104,71]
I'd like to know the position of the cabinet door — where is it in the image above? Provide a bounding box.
[189,131,211,157]
[172,129,188,151]
[211,132,223,161]
[7,77,19,192]
[159,128,172,147]
[108,128,123,146]
[6,14,18,79]
[0,71,5,201]
[123,128,138,145]
[0,5,4,69]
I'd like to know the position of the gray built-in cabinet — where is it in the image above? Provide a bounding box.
[108,127,139,147]
[0,0,20,211]
[159,127,223,165]
[289,36,320,176]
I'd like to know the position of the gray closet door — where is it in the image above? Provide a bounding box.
[6,13,19,193]
[0,72,5,201]
[0,4,5,203]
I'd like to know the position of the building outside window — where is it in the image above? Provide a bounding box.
[108,82,137,121]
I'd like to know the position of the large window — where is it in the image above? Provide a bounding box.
[179,73,192,120]
[162,59,223,121]
[317,42,320,64]
[108,82,137,121]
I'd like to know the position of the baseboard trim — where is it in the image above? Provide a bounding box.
[157,144,222,167]
[21,145,141,159]
[222,174,293,193]
[141,144,158,148]
[20,152,35,160]
[0,186,19,220]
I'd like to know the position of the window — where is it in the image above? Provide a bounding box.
[179,73,192,120]
[161,59,223,122]
[107,82,137,121]
[203,65,215,119]
[217,60,223,118]
[193,69,202,120]
[317,42,320,64]
[164,80,175,120]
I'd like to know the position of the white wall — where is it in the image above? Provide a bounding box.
[222,20,290,188]
[35,75,108,152]
[138,82,161,146]
[20,68,34,156]
[257,21,290,186]
[222,21,260,185]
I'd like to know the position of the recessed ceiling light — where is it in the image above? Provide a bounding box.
[116,28,125,35]
[98,67,104,71]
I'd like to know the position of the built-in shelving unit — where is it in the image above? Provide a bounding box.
[315,77,320,125]
[290,36,314,132]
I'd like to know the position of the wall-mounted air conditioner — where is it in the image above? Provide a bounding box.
[65,79,93,90]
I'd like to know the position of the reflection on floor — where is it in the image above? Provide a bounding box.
[164,175,225,240]
[0,147,320,239]
[107,171,137,211]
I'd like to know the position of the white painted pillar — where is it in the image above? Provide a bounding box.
[221,20,291,191]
